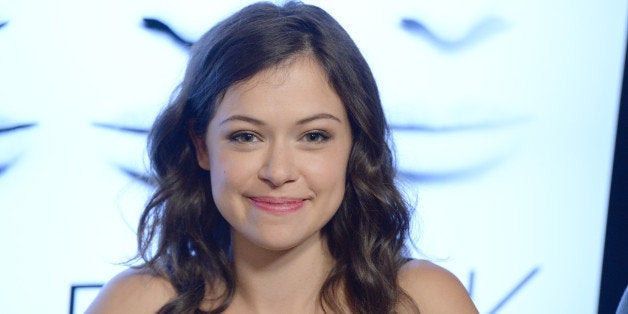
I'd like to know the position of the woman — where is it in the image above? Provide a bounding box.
[87,1,478,313]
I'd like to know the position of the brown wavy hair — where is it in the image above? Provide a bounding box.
[136,1,418,313]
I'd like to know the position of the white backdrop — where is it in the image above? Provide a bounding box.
[0,0,625,313]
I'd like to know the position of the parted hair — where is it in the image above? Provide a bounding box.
[136,1,418,313]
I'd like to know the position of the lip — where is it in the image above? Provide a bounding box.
[389,115,530,182]
[0,118,38,177]
[248,196,306,214]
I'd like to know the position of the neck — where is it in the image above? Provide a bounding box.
[230,231,335,313]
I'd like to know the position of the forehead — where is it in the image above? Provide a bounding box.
[214,56,345,117]
[237,55,331,92]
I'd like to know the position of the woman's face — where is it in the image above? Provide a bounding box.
[193,56,352,251]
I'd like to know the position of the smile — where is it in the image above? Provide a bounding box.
[248,196,306,214]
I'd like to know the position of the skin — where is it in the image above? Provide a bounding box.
[86,56,478,313]
[200,56,352,254]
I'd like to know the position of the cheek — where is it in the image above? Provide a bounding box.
[305,150,350,200]
[208,155,255,228]
[208,154,250,204]
[312,160,347,186]
[208,149,264,198]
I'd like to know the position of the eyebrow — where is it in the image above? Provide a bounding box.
[220,113,342,126]
[0,122,37,134]
[92,122,150,134]
[142,17,194,49]
[400,16,507,52]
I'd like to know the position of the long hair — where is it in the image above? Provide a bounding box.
[136,1,417,313]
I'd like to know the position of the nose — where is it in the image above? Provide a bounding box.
[258,142,298,187]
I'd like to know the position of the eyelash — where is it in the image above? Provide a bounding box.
[227,130,331,144]
[229,131,260,143]
[302,131,331,143]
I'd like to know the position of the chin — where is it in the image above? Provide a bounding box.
[237,228,325,254]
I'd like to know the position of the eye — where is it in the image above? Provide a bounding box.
[230,131,259,143]
[302,131,330,143]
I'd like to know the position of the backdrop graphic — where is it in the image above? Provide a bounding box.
[0,0,625,313]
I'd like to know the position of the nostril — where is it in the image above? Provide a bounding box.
[259,166,295,187]
[259,159,297,187]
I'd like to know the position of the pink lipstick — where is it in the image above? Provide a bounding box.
[249,197,305,214]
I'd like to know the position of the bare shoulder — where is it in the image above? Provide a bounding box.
[399,259,478,314]
[85,268,176,314]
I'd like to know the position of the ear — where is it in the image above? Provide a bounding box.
[189,125,211,171]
